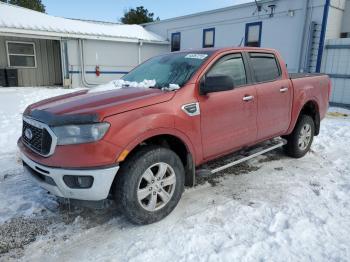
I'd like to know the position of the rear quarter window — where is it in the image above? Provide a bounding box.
[249,53,281,83]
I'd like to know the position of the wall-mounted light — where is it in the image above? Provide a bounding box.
[288,9,295,17]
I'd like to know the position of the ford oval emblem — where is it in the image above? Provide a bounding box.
[24,128,33,140]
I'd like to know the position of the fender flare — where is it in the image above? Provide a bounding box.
[287,97,320,135]
[120,127,198,164]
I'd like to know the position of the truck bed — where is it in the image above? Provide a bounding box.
[289,73,327,79]
[289,72,330,122]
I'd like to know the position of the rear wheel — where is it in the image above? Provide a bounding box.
[284,115,315,158]
[115,146,185,225]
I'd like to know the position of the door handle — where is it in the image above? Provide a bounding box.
[280,87,288,93]
[243,95,254,102]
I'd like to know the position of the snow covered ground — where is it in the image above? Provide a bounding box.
[1,87,350,261]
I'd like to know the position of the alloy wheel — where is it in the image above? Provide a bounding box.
[137,162,176,212]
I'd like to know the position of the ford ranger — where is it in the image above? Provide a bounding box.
[18,47,331,224]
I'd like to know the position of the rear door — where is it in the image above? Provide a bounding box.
[198,53,257,159]
[247,52,292,140]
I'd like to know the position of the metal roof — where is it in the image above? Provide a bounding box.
[0,2,167,43]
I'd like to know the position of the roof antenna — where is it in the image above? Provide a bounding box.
[253,0,268,15]
[255,0,262,12]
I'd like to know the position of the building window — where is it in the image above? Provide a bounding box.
[203,28,215,48]
[171,32,181,52]
[245,22,262,47]
[6,41,36,68]
[340,32,350,38]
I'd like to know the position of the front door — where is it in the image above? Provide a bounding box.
[198,53,258,159]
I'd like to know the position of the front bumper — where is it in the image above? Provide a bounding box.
[20,152,119,201]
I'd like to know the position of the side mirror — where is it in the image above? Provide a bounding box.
[200,75,234,95]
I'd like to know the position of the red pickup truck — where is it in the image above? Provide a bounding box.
[18,47,330,224]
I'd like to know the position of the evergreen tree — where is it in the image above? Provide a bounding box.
[121,6,159,24]
[0,0,46,13]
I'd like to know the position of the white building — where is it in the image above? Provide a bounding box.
[144,0,349,74]
[0,2,168,88]
[1,0,349,105]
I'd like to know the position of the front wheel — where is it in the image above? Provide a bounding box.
[115,146,185,225]
[284,115,315,158]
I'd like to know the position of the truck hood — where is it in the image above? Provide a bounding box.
[26,87,175,121]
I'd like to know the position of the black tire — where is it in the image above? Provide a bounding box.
[284,115,315,158]
[115,146,185,225]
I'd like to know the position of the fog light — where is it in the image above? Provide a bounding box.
[63,175,94,189]
[77,176,93,188]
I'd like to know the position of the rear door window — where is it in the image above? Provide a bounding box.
[249,53,281,83]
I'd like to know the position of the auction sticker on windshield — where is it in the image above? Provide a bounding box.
[185,54,208,59]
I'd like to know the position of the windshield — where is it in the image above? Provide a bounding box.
[122,51,213,89]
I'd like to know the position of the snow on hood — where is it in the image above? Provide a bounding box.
[162,84,180,91]
[88,80,181,93]
[88,79,157,93]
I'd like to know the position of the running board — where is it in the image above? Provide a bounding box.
[197,138,287,176]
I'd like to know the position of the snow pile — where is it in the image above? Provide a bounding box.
[1,87,350,261]
[0,87,80,223]
[0,2,166,42]
[88,79,157,93]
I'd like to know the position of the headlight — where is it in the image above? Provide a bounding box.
[52,123,110,145]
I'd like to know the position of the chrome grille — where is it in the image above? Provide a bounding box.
[22,117,57,157]
[22,121,44,152]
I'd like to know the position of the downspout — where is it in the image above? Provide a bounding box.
[298,0,310,72]
[59,39,65,87]
[61,39,71,87]
[78,39,100,87]
[138,40,143,64]
[316,0,330,73]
